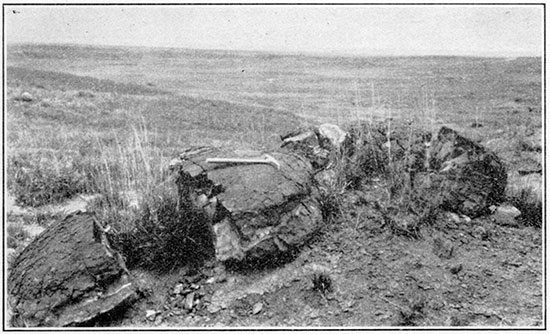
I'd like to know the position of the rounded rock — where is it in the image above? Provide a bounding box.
[19,92,33,102]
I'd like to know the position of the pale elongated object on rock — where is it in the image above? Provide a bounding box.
[206,154,281,170]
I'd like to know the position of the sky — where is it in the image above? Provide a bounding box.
[4,5,543,57]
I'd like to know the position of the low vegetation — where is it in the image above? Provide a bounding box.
[507,188,543,228]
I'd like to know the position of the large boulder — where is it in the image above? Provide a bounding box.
[8,212,136,327]
[414,127,507,217]
[171,147,322,263]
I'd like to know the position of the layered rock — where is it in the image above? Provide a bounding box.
[171,147,323,263]
[8,212,136,327]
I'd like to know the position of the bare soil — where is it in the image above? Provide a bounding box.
[87,185,543,328]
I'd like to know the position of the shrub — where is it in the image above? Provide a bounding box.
[104,187,215,272]
[85,124,216,272]
[507,188,542,228]
[311,272,333,294]
[7,153,87,207]
[331,120,440,237]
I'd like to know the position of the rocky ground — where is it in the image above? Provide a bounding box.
[5,132,544,328]
[48,184,540,328]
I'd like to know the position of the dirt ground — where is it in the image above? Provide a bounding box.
[86,183,543,328]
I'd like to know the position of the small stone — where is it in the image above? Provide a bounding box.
[19,92,33,102]
[208,304,221,314]
[145,310,158,320]
[448,212,461,223]
[252,302,263,315]
[185,292,195,310]
[318,123,349,149]
[495,205,521,218]
[206,273,227,284]
[447,212,471,224]
[309,309,320,319]
[173,283,184,295]
[492,205,521,227]
[459,214,471,222]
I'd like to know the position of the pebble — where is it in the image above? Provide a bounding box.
[185,293,195,310]
[20,92,33,102]
[207,304,221,314]
[173,283,184,295]
[309,309,320,319]
[145,309,158,320]
[252,302,263,315]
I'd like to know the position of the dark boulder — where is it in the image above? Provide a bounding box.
[8,212,136,327]
[171,147,322,263]
[415,127,507,217]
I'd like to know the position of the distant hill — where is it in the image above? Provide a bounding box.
[7,66,167,96]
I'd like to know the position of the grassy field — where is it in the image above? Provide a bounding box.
[7,43,541,125]
[6,43,542,206]
[4,43,543,327]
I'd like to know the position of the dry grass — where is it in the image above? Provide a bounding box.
[5,67,304,272]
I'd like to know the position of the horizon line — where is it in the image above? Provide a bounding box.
[6,41,542,59]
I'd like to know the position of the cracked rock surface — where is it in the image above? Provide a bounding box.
[8,212,136,327]
[171,147,323,263]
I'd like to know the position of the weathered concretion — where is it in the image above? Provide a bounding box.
[415,126,507,217]
[171,147,323,262]
[281,122,507,218]
[8,212,136,327]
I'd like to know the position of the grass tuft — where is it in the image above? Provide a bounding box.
[311,272,333,294]
[105,188,215,273]
[7,152,88,207]
[507,188,543,228]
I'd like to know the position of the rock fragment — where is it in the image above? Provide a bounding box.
[17,92,33,102]
[317,123,350,149]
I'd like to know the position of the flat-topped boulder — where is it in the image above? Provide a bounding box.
[171,147,323,263]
